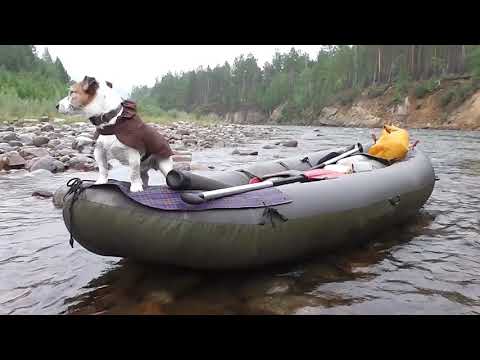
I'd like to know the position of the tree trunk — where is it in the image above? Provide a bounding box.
[378,47,382,83]
[411,45,415,78]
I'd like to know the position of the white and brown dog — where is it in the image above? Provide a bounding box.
[57,76,174,192]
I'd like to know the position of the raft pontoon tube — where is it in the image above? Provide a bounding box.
[62,145,435,269]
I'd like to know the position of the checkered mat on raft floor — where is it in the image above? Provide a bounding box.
[90,179,292,211]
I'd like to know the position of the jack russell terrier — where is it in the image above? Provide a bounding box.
[56,76,174,192]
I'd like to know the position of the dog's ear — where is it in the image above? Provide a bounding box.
[105,81,113,88]
[82,76,99,94]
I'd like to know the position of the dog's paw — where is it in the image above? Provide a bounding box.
[95,177,109,185]
[130,182,144,193]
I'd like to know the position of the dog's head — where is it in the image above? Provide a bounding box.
[56,76,115,117]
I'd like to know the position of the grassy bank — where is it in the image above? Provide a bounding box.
[0,95,224,126]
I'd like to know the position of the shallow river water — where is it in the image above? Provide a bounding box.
[1,126,479,315]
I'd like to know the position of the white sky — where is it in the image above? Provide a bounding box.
[35,45,324,97]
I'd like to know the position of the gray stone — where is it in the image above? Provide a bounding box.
[72,136,95,150]
[53,160,65,172]
[2,151,26,168]
[281,140,298,148]
[68,155,96,171]
[0,143,15,153]
[232,149,258,156]
[58,148,75,157]
[49,139,61,147]
[41,124,54,132]
[20,147,50,159]
[33,136,49,147]
[32,190,54,198]
[18,134,33,146]
[29,156,58,173]
[59,155,71,163]
[262,145,276,149]
[1,131,20,142]
[177,129,190,136]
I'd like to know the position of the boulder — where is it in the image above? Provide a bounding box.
[68,155,96,171]
[29,156,58,173]
[41,124,55,132]
[18,134,33,146]
[59,155,71,163]
[33,136,49,147]
[0,143,15,153]
[3,151,26,169]
[72,136,95,151]
[1,131,20,142]
[20,147,50,159]
[281,140,298,148]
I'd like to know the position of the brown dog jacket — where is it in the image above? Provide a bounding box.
[92,100,173,160]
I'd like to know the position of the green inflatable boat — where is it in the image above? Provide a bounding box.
[62,144,435,269]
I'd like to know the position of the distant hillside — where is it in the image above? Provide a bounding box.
[0,45,71,119]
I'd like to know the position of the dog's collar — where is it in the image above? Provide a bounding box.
[89,104,123,126]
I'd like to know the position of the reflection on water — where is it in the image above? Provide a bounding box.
[1,126,480,315]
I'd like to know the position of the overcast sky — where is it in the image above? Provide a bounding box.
[35,45,324,97]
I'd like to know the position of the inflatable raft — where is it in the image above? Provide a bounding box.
[62,144,435,269]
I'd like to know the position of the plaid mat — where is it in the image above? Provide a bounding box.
[91,180,291,211]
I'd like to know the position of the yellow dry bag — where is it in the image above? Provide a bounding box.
[368,124,410,161]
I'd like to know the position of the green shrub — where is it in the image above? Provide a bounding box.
[440,90,455,108]
[414,79,438,99]
[439,81,478,109]
[452,82,476,106]
[366,85,388,98]
[336,88,360,106]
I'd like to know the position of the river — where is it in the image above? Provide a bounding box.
[1,125,479,315]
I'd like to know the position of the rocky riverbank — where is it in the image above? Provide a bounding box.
[0,117,299,175]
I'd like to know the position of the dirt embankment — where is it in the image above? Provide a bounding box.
[312,77,480,130]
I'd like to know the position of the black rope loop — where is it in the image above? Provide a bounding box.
[64,178,95,248]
